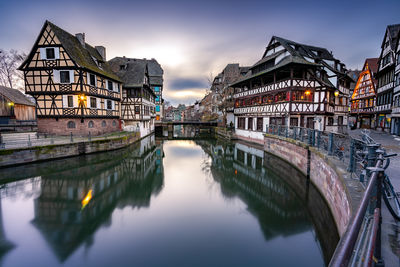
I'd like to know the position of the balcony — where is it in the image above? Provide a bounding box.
[377,82,394,94]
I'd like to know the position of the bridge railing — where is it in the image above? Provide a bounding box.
[265,125,367,179]
[265,124,392,266]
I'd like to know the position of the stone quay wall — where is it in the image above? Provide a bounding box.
[0,132,139,168]
[264,134,355,237]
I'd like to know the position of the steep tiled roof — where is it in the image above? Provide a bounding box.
[108,57,163,88]
[0,86,35,106]
[387,24,400,50]
[20,21,120,82]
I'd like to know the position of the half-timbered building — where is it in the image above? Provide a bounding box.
[350,58,378,129]
[231,36,353,141]
[391,32,400,135]
[108,57,156,137]
[19,21,122,136]
[375,24,400,132]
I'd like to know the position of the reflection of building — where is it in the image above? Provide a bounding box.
[198,139,339,265]
[31,135,163,262]
[231,36,354,141]
[350,58,378,129]
[19,21,122,136]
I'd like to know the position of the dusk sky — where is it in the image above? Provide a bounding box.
[1,0,400,105]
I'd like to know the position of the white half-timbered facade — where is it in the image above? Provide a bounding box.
[391,32,400,135]
[19,21,122,136]
[231,36,353,141]
[350,58,378,129]
[375,24,400,133]
[108,57,156,137]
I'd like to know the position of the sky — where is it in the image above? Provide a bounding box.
[1,0,400,106]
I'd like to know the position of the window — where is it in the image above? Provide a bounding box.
[156,115,160,121]
[107,100,112,110]
[256,117,263,131]
[327,117,334,126]
[135,106,140,114]
[67,96,73,108]
[88,121,94,128]
[46,48,55,59]
[338,116,343,125]
[108,81,113,90]
[102,121,106,127]
[238,117,245,129]
[248,117,253,130]
[90,97,97,108]
[290,118,298,126]
[67,121,76,128]
[156,105,160,112]
[89,74,96,86]
[155,96,160,102]
[154,87,160,92]
[119,65,126,70]
[112,120,117,127]
[60,71,71,83]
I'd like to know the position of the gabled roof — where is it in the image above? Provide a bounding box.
[365,58,379,75]
[0,86,35,106]
[386,24,400,50]
[20,21,120,82]
[108,57,163,88]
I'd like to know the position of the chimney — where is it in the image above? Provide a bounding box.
[95,46,106,61]
[75,33,85,47]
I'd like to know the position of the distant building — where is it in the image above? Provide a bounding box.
[108,57,159,137]
[0,86,36,131]
[375,24,400,132]
[231,36,353,142]
[19,21,122,136]
[350,58,378,129]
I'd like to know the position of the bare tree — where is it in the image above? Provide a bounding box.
[0,49,26,90]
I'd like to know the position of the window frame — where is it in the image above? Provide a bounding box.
[60,70,71,84]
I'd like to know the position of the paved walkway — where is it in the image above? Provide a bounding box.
[349,129,400,266]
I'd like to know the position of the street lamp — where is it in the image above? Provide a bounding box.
[334,90,339,97]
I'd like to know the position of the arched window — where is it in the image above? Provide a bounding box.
[112,120,117,127]
[102,121,106,127]
[67,121,76,128]
[88,121,94,128]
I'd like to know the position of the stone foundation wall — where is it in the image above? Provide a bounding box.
[37,118,121,136]
[264,134,351,236]
[0,132,139,168]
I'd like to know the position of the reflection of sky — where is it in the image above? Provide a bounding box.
[1,0,400,105]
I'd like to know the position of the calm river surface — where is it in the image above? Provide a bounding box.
[0,135,338,266]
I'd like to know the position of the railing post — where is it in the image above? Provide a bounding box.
[307,129,312,145]
[277,125,281,136]
[375,165,385,266]
[88,131,91,142]
[316,130,321,149]
[293,126,297,140]
[28,134,32,147]
[311,129,316,147]
[299,127,303,142]
[328,132,334,155]
[70,132,73,143]
[285,126,289,138]
[347,139,355,172]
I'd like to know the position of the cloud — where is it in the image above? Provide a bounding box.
[169,78,208,91]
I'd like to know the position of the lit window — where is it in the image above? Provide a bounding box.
[154,87,160,92]
[156,105,160,112]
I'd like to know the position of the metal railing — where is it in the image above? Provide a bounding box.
[265,125,393,266]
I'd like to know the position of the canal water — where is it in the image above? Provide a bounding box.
[0,134,338,267]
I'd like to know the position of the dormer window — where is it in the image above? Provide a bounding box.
[120,65,126,70]
[46,48,55,59]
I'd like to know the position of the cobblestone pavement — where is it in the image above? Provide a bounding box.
[349,129,400,266]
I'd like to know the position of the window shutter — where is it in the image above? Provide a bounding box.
[97,98,101,109]
[53,70,60,83]
[39,48,46,60]
[112,101,115,110]
[62,95,67,108]
[69,70,74,84]
[87,72,90,85]
[105,80,109,90]
[73,95,78,107]
[54,47,60,59]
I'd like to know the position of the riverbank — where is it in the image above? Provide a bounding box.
[0,131,142,168]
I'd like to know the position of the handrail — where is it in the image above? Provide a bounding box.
[329,158,383,266]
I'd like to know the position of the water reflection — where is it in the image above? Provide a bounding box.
[0,134,338,266]
[197,139,339,264]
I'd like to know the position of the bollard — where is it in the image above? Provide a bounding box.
[311,129,316,147]
[347,139,355,172]
[328,133,334,155]
[88,131,91,142]
[316,130,321,149]
[299,128,303,142]
[70,132,73,143]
